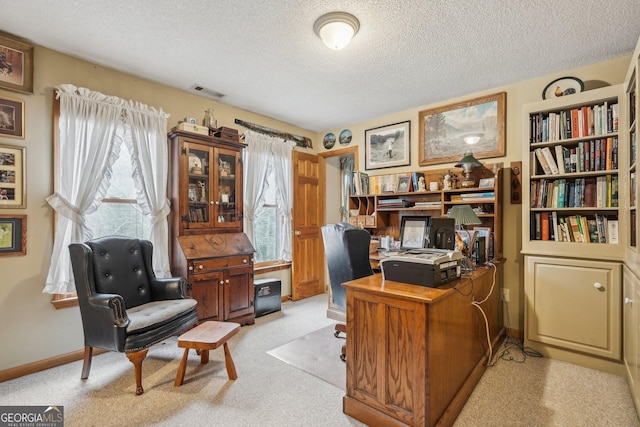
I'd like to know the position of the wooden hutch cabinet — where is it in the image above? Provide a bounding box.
[169,129,255,325]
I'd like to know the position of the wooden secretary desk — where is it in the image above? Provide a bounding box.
[342,264,504,427]
[168,128,255,326]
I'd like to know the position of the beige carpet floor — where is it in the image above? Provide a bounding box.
[1,293,639,426]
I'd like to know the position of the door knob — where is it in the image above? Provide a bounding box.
[294,230,301,235]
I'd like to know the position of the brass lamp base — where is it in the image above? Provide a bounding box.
[461,173,475,188]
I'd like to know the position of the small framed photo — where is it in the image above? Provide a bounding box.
[0,96,25,139]
[0,34,34,94]
[365,120,411,170]
[396,176,411,193]
[0,214,26,256]
[399,216,429,249]
[478,177,495,188]
[0,145,25,208]
[473,226,492,256]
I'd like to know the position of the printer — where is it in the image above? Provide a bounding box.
[380,248,464,288]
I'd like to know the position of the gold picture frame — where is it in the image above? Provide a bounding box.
[418,92,506,166]
[0,144,26,208]
[0,33,34,94]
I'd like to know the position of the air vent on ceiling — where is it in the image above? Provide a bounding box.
[190,84,225,99]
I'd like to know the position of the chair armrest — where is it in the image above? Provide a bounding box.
[87,293,130,327]
[149,277,190,300]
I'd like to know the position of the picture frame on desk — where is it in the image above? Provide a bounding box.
[364,121,411,170]
[399,216,429,249]
[418,92,505,166]
[396,176,411,193]
[473,226,491,258]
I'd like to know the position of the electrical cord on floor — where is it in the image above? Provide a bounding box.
[486,291,543,366]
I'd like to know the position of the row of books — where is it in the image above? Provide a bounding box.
[531,212,618,244]
[450,191,495,202]
[188,207,209,222]
[529,101,619,143]
[352,171,370,195]
[353,171,426,195]
[531,176,619,209]
[533,137,618,175]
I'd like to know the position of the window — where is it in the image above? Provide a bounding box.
[253,166,279,263]
[85,147,150,239]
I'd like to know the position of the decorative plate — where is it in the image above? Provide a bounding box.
[542,77,584,100]
[339,129,352,145]
[323,133,336,149]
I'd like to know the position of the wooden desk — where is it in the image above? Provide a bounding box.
[343,264,504,427]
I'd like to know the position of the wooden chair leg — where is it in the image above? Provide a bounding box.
[81,346,93,379]
[126,349,149,395]
[223,342,237,380]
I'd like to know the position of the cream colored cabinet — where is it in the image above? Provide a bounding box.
[624,265,640,412]
[525,256,621,361]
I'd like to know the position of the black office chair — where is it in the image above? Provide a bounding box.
[69,236,199,395]
[321,223,374,361]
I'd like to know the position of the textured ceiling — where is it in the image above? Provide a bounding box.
[0,0,639,132]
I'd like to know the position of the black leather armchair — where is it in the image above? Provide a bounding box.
[321,223,374,360]
[69,236,199,395]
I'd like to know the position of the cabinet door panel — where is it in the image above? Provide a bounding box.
[526,256,621,360]
[190,272,222,320]
[224,266,254,320]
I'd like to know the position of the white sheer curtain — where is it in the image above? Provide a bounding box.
[242,130,275,243]
[271,139,296,261]
[43,85,169,294]
[124,103,171,277]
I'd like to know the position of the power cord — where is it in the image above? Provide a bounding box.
[471,262,497,364]
[486,288,543,366]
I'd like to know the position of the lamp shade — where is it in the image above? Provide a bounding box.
[455,152,482,168]
[447,205,481,226]
[314,12,360,50]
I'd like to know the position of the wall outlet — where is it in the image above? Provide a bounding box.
[503,289,510,302]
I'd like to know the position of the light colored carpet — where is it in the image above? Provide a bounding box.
[267,324,345,390]
[1,293,639,426]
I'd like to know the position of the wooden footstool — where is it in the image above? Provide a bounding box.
[174,321,240,386]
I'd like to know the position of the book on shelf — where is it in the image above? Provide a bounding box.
[607,219,619,244]
[534,148,553,175]
[411,172,425,192]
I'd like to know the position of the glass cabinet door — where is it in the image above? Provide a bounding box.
[214,148,241,228]
[186,144,212,228]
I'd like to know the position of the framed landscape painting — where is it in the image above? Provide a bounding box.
[365,120,411,170]
[418,92,506,166]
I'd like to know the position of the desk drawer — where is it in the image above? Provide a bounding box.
[189,255,252,274]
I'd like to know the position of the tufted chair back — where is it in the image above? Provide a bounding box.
[321,223,374,311]
[86,237,153,309]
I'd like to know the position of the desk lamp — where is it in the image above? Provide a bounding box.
[447,204,481,256]
[455,135,483,188]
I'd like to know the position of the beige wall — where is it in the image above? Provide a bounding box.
[0,40,630,372]
[318,55,630,335]
[0,46,315,371]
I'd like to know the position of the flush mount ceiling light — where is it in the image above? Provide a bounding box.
[314,12,360,50]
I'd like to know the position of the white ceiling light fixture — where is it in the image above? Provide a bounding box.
[314,12,360,50]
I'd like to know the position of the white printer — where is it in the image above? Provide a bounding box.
[380,248,464,288]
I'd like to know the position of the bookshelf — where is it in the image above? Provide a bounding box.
[349,163,503,261]
[522,84,625,261]
[623,36,640,416]
[522,85,625,371]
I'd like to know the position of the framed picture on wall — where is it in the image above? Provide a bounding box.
[0,214,26,256]
[0,145,26,208]
[365,120,411,170]
[0,96,25,139]
[418,92,505,166]
[0,34,34,94]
